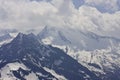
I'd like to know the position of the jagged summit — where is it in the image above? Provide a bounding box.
[10,32,40,47]
[0,32,42,61]
[13,32,37,41]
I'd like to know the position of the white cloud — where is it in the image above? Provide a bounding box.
[0,0,120,38]
[0,0,75,31]
[0,0,59,30]
[68,5,120,37]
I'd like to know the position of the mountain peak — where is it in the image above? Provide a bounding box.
[17,32,24,37]
[11,33,23,44]
[13,32,36,41]
[10,32,40,49]
[0,32,42,60]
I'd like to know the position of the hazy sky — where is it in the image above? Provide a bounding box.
[0,0,120,38]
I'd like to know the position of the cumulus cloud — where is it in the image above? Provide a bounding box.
[0,0,75,31]
[0,0,120,38]
[0,0,59,30]
[69,5,120,37]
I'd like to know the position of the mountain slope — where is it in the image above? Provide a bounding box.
[37,26,120,80]
[0,33,100,80]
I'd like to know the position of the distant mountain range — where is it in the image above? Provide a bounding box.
[38,26,120,51]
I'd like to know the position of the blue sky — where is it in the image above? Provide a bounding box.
[73,0,120,13]
[72,0,84,9]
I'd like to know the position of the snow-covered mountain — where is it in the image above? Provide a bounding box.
[38,26,120,80]
[0,33,100,80]
[38,26,120,51]
[0,27,120,80]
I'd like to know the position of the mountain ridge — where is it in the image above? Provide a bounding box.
[0,32,100,80]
